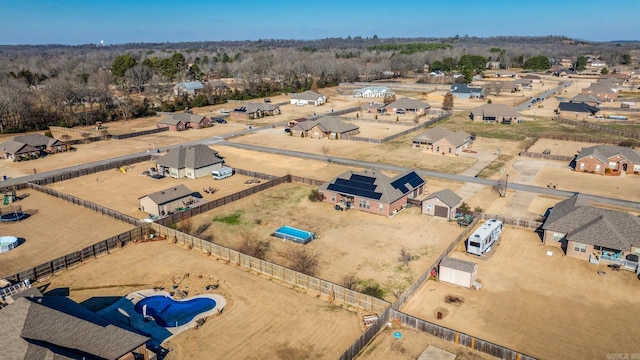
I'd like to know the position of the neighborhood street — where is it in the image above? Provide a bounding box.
[514,81,572,111]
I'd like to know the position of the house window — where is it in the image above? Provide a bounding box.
[427,204,432,209]
[595,165,601,172]
[436,146,440,152]
[574,243,587,253]
[634,165,640,172]
[379,203,383,212]
[608,162,617,169]
[448,148,452,154]
[552,233,564,242]
[580,162,585,170]
[331,194,335,202]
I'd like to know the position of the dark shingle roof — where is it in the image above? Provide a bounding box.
[557,102,600,114]
[425,189,463,208]
[156,144,222,170]
[440,256,477,273]
[0,297,148,360]
[471,104,519,118]
[0,140,39,155]
[319,169,424,204]
[142,184,193,205]
[291,117,359,134]
[386,98,431,110]
[543,194,640,250]
[576,145,640,163]
[450,84,483,94]
[291,90,324,101]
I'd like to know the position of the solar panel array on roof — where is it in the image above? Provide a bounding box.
[326,175,383,200]
[390,172,423,193]
[350,174,376,184]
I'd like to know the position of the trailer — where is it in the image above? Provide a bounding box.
[466,219,503,256]
[211,166,233,180]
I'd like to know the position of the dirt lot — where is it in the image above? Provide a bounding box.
[528,138,612,157]
[0,190,134,278]
[40,241,362,360]
[178,182,463,298]
[357,326,495,360]
[400,228,640,359]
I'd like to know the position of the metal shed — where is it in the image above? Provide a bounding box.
[439,256,478,288]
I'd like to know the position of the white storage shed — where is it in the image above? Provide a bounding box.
[438,256,478,289]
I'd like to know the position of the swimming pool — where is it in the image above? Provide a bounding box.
[134,295,216,327]
[274,225,315,244]
[0,236,18,253]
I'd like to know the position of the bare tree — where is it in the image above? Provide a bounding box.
[239,231,271,260]
[340,273,359,290]
[398,247,412,268]
[286,247,320,276]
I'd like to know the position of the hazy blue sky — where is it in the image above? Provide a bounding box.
[1,0,638,45]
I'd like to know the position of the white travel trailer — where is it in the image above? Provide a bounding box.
[466,219,503,256]
[211,166,233,180]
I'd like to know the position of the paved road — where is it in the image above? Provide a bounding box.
[3,121,639,211]
[514,81,572,111]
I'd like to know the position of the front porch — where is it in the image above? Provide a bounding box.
[590,248,639,273]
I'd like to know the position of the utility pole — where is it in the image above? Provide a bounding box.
[503,173,509,197]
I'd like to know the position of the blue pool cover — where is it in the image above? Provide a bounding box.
[274,226,315,244]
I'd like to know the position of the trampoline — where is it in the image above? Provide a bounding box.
[274,225,315,244]
[0,236,19,253]
[0,206,26,222]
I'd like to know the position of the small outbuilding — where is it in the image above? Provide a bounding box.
[139,184,196,217]
[438,256,478,289]
[422,189,463,219]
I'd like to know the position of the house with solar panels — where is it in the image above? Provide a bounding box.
[317,169,425,216]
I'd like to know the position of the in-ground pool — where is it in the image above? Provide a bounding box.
[0,236,19,253]
[134,295,216,327]
[273,225,315,244]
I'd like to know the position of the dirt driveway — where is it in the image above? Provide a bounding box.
[40,241,362,360]
[400,228,640,359]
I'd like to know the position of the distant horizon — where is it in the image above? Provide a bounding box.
[1,0,639,46]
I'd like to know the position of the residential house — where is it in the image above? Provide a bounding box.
[230,103,281,121]
[290,117,359,139]
[542,194,640,263]
[470,104,520,123]
[0,134,65,160]
[0,295,149,360]
[139,184,197,216]
[581,83,618,101]
[318,169,425,216]
[422,189,463,219]
[569,94,601,107]
[514,78,533,89]
[174,81,204,96]
[156,144,224,179]
[287,117,310,128]
[493,70,517,78]
[290,90,326,106]
[486,61,501,69]
[384,98,431,115]
[449,84,484,99]
[574,145,640,175]
[553,68,577,77]
[557,102,600,119]
[522,74,541,82]
[157,113,213,131]
[353,86,394,98]
[412,126,471,155]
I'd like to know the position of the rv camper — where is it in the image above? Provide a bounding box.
[212,166,233,180]
[466,219,503,256]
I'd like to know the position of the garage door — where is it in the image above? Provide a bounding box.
[434,205,449,218]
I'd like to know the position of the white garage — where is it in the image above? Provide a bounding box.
[438,256,478,289]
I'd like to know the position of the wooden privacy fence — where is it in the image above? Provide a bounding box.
[3,226,148,283]
[111,127,169,139]
[150,223,390,315]
[26,182,144,226]
[389,310,538,360]
[478,212,543,231]
[519,152,574,162]
[553,117,640,139]
[341,111,452,144]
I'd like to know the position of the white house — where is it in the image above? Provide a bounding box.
[353,86,394,98]
[290,90,326,106]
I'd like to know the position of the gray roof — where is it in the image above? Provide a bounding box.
[412,127,470,148]
[142,184,194,205]
[13,134,62,147]
[386,98,431,110]
[159,113,208,125]
[354,86,393,96]
[576,145,640,164]
[584,83,616,94]
[291,90,325,101]
[425,189,463,208]
[0,297,148,360]
[570,94,600,104]
[177,81,204,91]
[543,194,640,250]
[291,117,359,134]
[450,84,483,94]
[234,103,279,113]
[156,144,223,170]
[0,140,39,155]
[440,256,477,273]
[318,169,424,204]
[470,104,519,118]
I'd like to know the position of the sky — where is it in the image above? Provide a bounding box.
[1,0,639,45]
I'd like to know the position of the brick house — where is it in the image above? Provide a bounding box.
[139,184,197,216]
[581,83,618,101]
[422,189,463,219]
[470,104,520,123]
[318,169,425,216]
[412,126,471,155]
[157,113,213,131]
[557,102,600,119]
[574,145,640,175]
[230,103,281,121]
[542,194,640,263]
[290,117,359,139]
[0,133,66,160]
[384,98,431,115]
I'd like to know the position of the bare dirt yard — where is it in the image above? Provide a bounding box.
[400,227,640,359]
[40,240,363,360]
[0,190,134,278]
[357,326,495,360]
[527,138,609,157]
[177,182,463,300]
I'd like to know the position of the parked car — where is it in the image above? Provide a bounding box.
[396,109,405,114]
[212,118,227,124]
[295,101,305,107]
[334,204,344,211]
[284,128,291,133]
